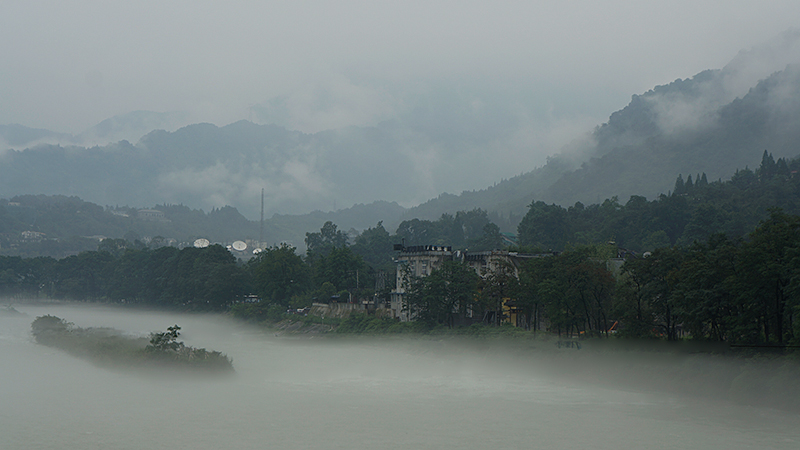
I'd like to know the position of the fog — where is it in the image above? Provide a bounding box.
[3,2,800,216]
[4,1,799,135]
[2,303,799,449]
[639,30,800,137]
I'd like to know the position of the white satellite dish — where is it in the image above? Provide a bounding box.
[232,240,247,251]
[193,238,210,248]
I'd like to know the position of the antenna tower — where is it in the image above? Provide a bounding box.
[259,188,264,246]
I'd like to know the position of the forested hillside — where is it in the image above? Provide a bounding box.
[516,151,800,252]
[0,195,260,257]
[404,43,800,226]
[4,149,800,260]
[0,194,407,258]
[544,65,800,207]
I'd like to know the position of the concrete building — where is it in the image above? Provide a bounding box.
[137,209,168,222]
[389,244,554,324]
[390,245,453,321]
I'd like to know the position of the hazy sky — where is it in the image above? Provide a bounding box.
[3,1,799,134]
[2,1,800,216]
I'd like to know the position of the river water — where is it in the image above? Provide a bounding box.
[2,303,799,450]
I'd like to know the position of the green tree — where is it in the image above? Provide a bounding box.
[478,258,519,326]
[737,209,800,344]
[467,222,504,251]
[351,221,395,273]
[620,247,685,340]
[305,221,348,259]
[405,260,479,327]
[517,201,570,250]
[147,325,182,352]
[676,235,741,342]
[249,243,310,306]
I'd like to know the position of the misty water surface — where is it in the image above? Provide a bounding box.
[2,304,799,450]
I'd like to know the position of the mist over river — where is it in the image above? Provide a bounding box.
[2,304,799,449]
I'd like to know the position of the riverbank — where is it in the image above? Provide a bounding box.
[247,312,800,413]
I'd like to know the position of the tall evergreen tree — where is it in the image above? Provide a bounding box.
[674,174,685,195]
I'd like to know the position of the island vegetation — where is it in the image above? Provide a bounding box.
[30,315,233,373]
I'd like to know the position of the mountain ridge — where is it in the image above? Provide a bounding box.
[3,33,800,240]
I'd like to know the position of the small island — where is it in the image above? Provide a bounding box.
[31,315,234,373]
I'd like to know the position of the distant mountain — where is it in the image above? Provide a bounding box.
[0,194,404,257]
[77,110,192,146]
[0,124,71,148]
[403,31,800,228]
[0,119,437,220]
[0,111,192,150]
[544,64,800,206]
[3,32,800,241]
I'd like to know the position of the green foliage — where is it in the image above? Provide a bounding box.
[517,247,616,337]
[32,316,233,372]
[517,201,570,250]
[454,322,530,338]
[478,258,520,327]
[0,195,262,258]
[351,221,395,274]
[615,210,800,344]
[516,157,800,253]
[315,281,337,302]
[310,246,368,295]
[405,260,480,327]
[305,221,348,259]
[151,245,247,310]
[468,222,504,251]
[395,209,504,251]
[248,243,309,306]
[1,245,248,310]
[146,325,182,352]
[30,315,73,344]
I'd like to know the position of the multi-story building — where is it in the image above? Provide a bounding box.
[390,245,453,321]
[389,244,554,324]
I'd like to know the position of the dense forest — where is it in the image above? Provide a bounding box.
[398,206,800,346]
[516,151,800,252]
[4,154,800,346]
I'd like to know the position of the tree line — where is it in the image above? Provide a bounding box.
[0,210,503,312]
[402,209,800,346]
[517,151,800,253]
[4,152,800,346]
